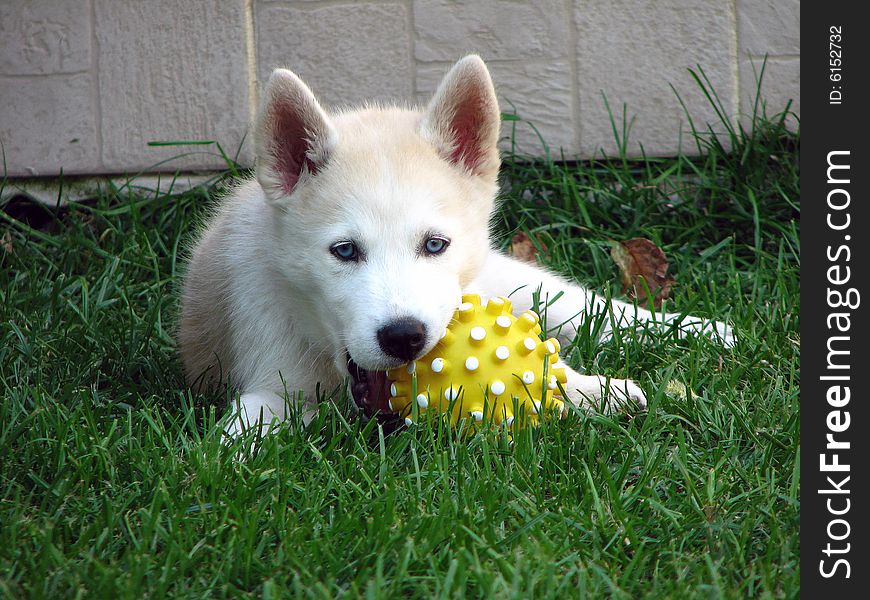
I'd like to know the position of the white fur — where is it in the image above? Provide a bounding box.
[178,56,733,438]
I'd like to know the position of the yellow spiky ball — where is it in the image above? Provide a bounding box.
[386,294,569,429]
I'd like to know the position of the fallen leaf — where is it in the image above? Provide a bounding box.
[1,232,12,254]
[610,237,675,309]
[510,231,547,264]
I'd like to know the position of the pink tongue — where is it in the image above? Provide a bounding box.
[367,371,394,414]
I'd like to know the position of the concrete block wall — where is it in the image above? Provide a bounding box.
[1,0,799,177]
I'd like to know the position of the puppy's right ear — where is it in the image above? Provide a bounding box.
[255,69,336,202]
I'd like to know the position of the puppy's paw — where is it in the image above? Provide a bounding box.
[605,377,648,411]
[220,391,283,448]
[562,369,647,413]
[700,319,737,347]
[222,416,248,444]
[675,317,736,348]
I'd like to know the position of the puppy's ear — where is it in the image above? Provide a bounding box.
[421,55,501,179]
[255,69,336,202]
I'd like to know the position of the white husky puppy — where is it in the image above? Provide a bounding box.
[179,55,732,437]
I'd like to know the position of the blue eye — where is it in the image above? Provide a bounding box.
[330,241,359,262]
[423,236,449,255]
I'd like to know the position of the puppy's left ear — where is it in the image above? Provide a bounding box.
[254,68,337,203]
[421,55,501,179]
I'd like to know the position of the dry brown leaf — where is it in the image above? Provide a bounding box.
[1,232,12,254]
[610,237,675,309]
[510,231,547,264]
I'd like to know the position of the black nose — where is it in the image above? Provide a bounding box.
[377,318,427,362]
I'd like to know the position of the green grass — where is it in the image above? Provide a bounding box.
[1,88,799,597]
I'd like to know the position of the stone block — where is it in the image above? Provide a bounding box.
[574,0,736,157]
[413,0,571,62]
[0,0,91,75]
[94,0,252,172]
[0,74,99,176]
[257,2,412,110]
[738,0,800,56]
[739,56,799,127]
